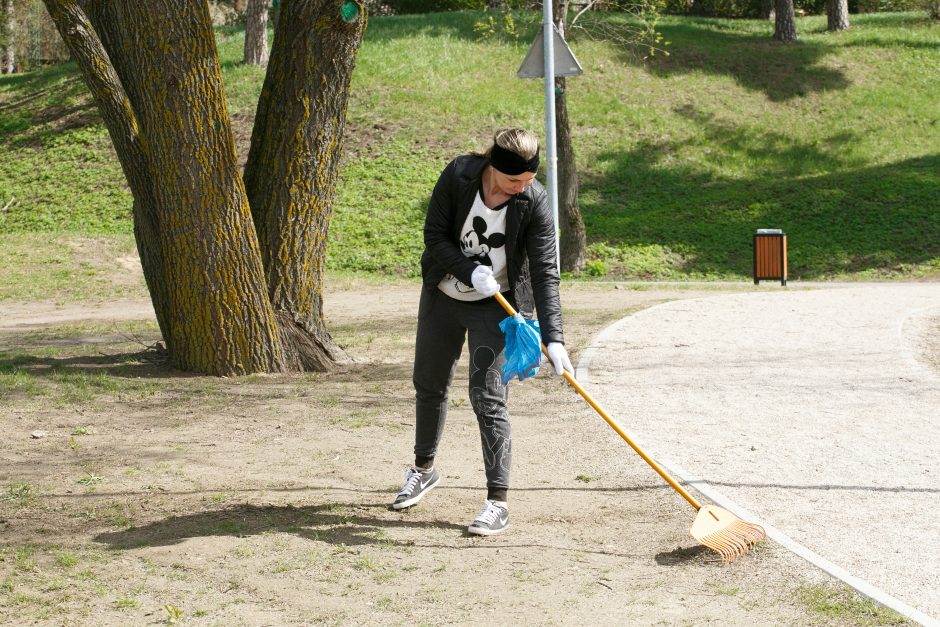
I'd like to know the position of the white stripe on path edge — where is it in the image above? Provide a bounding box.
[576,300,939,627]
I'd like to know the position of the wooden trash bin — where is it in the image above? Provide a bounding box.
[753,229,787,286]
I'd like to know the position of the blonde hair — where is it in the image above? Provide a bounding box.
[484,128,540,161]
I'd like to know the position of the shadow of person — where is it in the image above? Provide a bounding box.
[94,502,466,550]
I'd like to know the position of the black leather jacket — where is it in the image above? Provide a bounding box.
[420,154,564,345]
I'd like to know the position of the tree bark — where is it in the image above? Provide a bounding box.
[773,0,797,42]
[243,0,366,370]
[1,0,14,74]
[243,0,268,66]
[827,0,849,31]
[45,0,286,375]
[553,0,586,273]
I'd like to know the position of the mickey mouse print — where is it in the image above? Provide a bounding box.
[438,191,510,301]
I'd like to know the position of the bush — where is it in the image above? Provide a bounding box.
[922,0,940,16]
[795,0,829,14]
[584,259,609,276]
[663,0,762,17]
[856,0,921,10]
[662,0,829,17]
[385,0,485,13]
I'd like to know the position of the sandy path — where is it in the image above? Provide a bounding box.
[582,284,940,622]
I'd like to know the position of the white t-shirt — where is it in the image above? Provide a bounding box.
[438,190,509,301]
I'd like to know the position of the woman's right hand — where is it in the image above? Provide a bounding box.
[471,265,500,297]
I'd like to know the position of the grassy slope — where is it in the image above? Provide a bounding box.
[0,11,938,291]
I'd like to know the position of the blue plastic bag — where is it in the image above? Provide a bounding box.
[499,313,542,385]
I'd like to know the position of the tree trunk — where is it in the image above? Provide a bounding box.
[45,0,286,376]
[827,0,849,31]
[1,0,14,74]
[773,0,797,42]
[760,0,775,20]
[554,77,586,273]
[44,1,172,345]
[243,0,268,66]
[243,0,366,371]
[552,0,586,273]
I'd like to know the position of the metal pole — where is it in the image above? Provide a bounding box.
[542,2,560,273]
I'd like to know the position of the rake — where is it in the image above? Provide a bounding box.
[493,292,766,562]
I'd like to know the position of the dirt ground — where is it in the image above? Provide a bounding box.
[0,282,913,625]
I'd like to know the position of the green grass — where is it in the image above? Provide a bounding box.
[796,583,910,625]
[0,333,164,405]
[0,11,937,288]
[0,233,145,302]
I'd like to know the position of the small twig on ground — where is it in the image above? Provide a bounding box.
[94,335,167,363]
[139,341,169,363]
[119,333,154,349]
[1,196,15,212]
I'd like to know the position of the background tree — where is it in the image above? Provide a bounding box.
[553,0,586,273]
[244,0,269,65]
[773,0,797,41]
[1,0,14,73]
[548,0,664,273]
[760,0,775,20]
[43,0,366,376]
[827,0,849,31]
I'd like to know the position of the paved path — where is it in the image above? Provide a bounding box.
[580,284,940,623]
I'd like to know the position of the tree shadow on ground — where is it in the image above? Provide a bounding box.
[94,502,464,549]
[0,62,79,96]
[581,108,940,278]
[0,62,99,149]
[0,351,192,381]
[604,16,850,102]
[0,352,416,383]
[91,499,651,558]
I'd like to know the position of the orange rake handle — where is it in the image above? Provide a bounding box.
[493,292,703,512]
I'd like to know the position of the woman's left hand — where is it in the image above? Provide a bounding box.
[545,342,573,376]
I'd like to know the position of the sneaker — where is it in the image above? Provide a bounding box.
[392,466,440,510]
[467,499,509,536]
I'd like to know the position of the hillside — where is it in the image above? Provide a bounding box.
[1,11,938,287]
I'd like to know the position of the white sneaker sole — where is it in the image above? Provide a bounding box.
[392,475,440,510]
[467,522,510,536]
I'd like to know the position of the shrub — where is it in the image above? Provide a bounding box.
[856,0,921,10]
[584,259,609,276]
[663,0,762,17]
[795,0,828,14]
[385,0,485,13]
[923,0,940,18]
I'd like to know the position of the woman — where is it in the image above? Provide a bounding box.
[392,128,573,536]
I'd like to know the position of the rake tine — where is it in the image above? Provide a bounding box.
[693,509,767,562]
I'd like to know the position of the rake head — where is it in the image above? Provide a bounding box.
[690,505,767,563]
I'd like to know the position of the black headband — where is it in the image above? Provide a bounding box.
[489,143,540,175]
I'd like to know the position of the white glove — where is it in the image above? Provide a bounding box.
[546,342,573,376]
[470,264,500,297]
